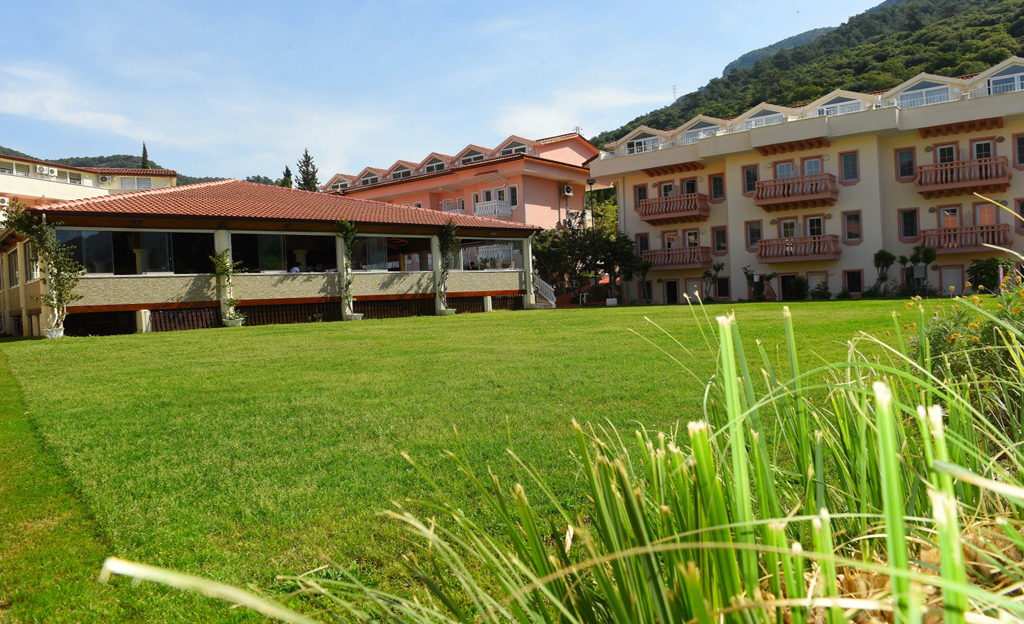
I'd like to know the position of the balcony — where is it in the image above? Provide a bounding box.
[474,200,514,219]
[921,224,1011,254]
[753,173,838,212]
[914,157,1012,199]
[756,235,841,263]
[641,247,712,270]
[637,193,710,225]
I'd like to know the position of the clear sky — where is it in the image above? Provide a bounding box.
[1,0,883,180]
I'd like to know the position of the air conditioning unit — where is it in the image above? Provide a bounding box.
[35,165,49,174]
[47,167,58,176]
[561,184,574,197]
[99,175,112,183]
[0,197,9,207]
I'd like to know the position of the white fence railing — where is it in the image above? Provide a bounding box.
[533,275,557,308]
[474,200,514,218]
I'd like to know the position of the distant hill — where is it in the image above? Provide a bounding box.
[722,27,835,77]
[592,0,1024,146]
[0,145,36,160]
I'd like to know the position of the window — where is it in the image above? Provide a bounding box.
[899,86,950,109]
[899,209,919,240]
[625,136,659,155]
[425,160,445,173]
[712,226,727,253]
[940,206,960,228]
[459,240,524,270]
[232,234,286,272]
[360,175,379,186]
[13,163,29,177]
[843,212,862,242]
[472,193,479,206]
[635,233,650,254]
[684,230,699,247]
[412,202,423,209]
[1016,135,1024,167]
[896,149,915,179]
[57,230,214,275]
[7,249,18,286]
[1017,200,1024,232]
[780,218,797,238]
[22,242,38,281]
[806,216,824,237]
[68,172,82,185]
[775,162,794,179]
[840,152,859,183]
[802,158,822,176]
[682,179,697,194]
[635,185,648,205]
[683,130,700,145]
[989,73,1024,95]
[500,142,528,155]
[845,271,863,294]
[936,144,957,164]
[119,177,153,190]
[972,141,993,161]
[976,203,997,226]
[496,188,506,203]
[709,174,724,201]
[508,185,519,206]
[715,277,730,299]
[482,189,493,202]
[391,168,411,180]
[663,232,678,249]
[660,182,674,197]
[458,198,465,212]
[742,166,758,194]
[817,101,862,116]
[460,151,485,165]
[331,181,349,190]
[743,113,784,130]
[745,221,762,249]
[350,236,430,271]
[640,281,652,301]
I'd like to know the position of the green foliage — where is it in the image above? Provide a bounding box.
[279,165,293,189]
[873,249,897,285]
[701,262,725,300]
[176,175,224,185]
[244,175,275,185]
[836,288,853,300]
[810,280,832,300]
[3,199,84,329]
[295,149,319,192]
[721,26,834,77]
[0,144,36,160]
[208,249,245,321]
[592,0,1023,145]
[789,275,810,300]
[436,220,459,308]
[966,257,1015,292]
[50,153,166,169]
[139,142,149,170]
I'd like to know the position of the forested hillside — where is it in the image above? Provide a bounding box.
[592,0,1024,146]
[721,27,834,77]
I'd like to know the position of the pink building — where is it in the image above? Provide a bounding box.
[325,133,598,229]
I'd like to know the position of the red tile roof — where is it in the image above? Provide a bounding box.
[33,179,539,231]
[536,132,584,144]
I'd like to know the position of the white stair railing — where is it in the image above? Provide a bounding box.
[533,275,557,308]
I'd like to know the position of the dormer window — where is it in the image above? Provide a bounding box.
[743,113,784,130]
[682,126,720,144]
[331,181,349,190]
[424,159,445,173]
[500,142,528,156]
[989,71,1024,95]
[625,135,659,155]
[391,167,411,180]
[460,151,485,165]
[360,175,379,186]
[817,101,862,116]
[899,85,949,109]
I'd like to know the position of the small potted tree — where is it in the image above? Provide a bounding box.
[4,199,85,338]
[209,249,246,327]
[335,219,362,320]
[436,220,458,315]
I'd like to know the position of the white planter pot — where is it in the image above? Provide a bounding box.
[42,327,64,339]
[343,313,364,321]
[223,318,245,327]
[606,298,618,307]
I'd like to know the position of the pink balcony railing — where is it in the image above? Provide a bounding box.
[637,193,710,225]
[921,223,1011,253]
[642,247,712,270]
[915,157,1011,198]
[754,173,838,212]
[756,235,841,263]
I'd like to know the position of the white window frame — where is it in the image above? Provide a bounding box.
[391,168,411,180]
[458,198,466,211]
[805,217,824,237]
[625,136,659,155]
[899,86,950,109]
[508,184,519,207]
[424,160,445,173]
[412,202,423,208]
[495,188,506,203]
[460,152,485,165]
[989,74,1024,95]
[482,189,493,202]
[360,175,379,186]
[816,101,863,117]
[743,114,784,131]
[119,177,153,190]
[331,181,349,190]
[499,143,528,156]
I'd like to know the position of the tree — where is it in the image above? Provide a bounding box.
[139,142,149,169]
[532,211,593,305]
[3,199,85,334]
[278,166,293,189]
[592,230,639,299]
[702,262,726,300]
[295,149,320,192]
[335,220,358,317]
[873,249,896,289]
[966,257,1015,293]
[244,175,275,185]
[436,220,459,310]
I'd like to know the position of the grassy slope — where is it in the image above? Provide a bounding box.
[0,301,902,621]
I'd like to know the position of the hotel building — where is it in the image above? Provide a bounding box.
[590,57,1024,303]
[0,154,177,206]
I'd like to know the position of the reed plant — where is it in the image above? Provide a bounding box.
[103,281,1024,623]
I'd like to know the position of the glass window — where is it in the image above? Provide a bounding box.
[746,222,761,248]
[138,232,171,273]
[460,152,485,165]
[635,233,649,253]
[840,152,859,182]
[846,271,863,294]
[459,239,523,270]
[232,234,284,272]
[350,237,388,270]
[482,189,493,202]
[897,149,915,178]
[710,174,724,200]
[496,188,506,202]
[716,278,729,299]
[82,231,114,273]
[8,249,18,286]
[900,210,919,239]
[1016,135,1024,166]
[640,281,652,300]
[169,233,215,274]
[509,185,518,206]
[684,230,699,247]
[941,207,959,228]
[391,168,411,180]
[844,212,862,241]
[775,162,794,179]
[350,236,430,271]
[899,86,949,108]
[806,217,824,237]
[425,160,445,173]
[500,143,528,155]
[973,141,993,160]
[635,185,648,205]
[23,242,38,281]
[780,219,797,238]
[803,158,822,176]
[713,227,727,252]
[743,166,758,193]
[936,145,956,164]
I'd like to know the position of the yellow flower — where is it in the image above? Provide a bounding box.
[972,336,980,342]
[971,296,982,305]
[1015,308,1022,315]
[999,303,1004,308]
[947,333,961,343]
[969,322,979,330]
[949,285,956,292]
[965,281,972,288]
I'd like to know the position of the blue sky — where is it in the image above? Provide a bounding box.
[1,0,883,180]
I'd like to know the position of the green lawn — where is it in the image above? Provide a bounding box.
[0,300,905,622]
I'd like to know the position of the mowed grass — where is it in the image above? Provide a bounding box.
[0,300,903,622]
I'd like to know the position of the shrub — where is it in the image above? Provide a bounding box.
[809,280,831,300]
[836,287,852,300]
[965,257,1014,293]
[788,275,809,300]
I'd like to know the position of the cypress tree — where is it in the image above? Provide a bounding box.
[279,166,293,189]
[140,142,149,169]
[295,149,320,192]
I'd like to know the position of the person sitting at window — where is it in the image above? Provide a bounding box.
[289,263,301,273]
[469,261,478,270]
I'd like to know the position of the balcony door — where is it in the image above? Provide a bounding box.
[681,179,697,194]
[976,203,996,226]
[684,229,700,248]
[806,217,824,237]
[775,162,794,179]
[780,218,798,238]
[936,145,957,185]
[940,206,960,228]
[663,231,678,249]
[802,158,822,176]
[660,183,675,197]
[973,141,995,180]
[664,280,679,305]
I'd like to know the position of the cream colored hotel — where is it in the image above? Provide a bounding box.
[591,56,1024,304]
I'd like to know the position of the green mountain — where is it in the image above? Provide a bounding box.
[721,27,835,77]
[0,145,36,160]
[592,0,1024,147]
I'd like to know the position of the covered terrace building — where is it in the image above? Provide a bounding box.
[0,179,539,336]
